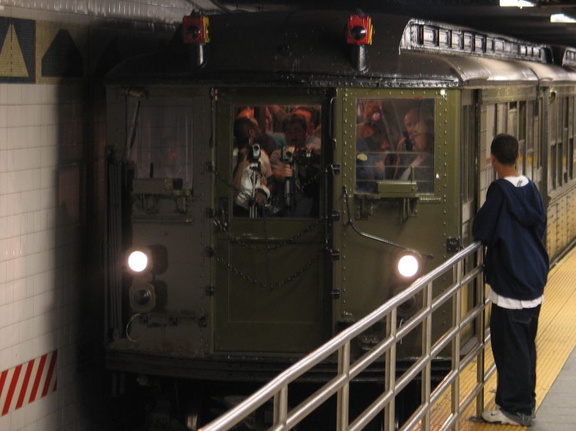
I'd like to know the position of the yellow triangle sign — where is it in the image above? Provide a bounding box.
[0,24,29,77]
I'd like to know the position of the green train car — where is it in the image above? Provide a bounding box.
[104,10,576,429]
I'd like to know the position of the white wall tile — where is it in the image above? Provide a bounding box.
[0,105,7,128]
[13,278,27,302]
[0,128,6,151]
[33,291,58,317]
[0,414,11,431]
[4,85,21,105]
[12,338,34,365]
[32,329,57,354]
[0,304,7,328]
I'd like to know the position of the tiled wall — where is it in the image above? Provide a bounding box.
[0,11,173,431]
[0,82,82,431]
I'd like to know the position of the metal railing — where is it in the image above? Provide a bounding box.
[199,241,493,431]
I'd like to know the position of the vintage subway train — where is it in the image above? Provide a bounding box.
[103,10,576,429]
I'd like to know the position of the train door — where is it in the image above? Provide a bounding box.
[212,88,333,354]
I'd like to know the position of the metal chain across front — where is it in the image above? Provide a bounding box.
[215,248,323,290]
[211,163,242,193]
[212,216,325,251]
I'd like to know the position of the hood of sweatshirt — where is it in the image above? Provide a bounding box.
[496,179,546,230]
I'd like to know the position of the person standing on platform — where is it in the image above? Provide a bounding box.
[473,133,549,427]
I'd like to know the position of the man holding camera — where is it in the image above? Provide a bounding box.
[270,113,321,217]
[232,117,273,217]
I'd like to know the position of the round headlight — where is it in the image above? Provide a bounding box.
[128,250,149,273]
[397,253,420,278]
[126,245,168,274]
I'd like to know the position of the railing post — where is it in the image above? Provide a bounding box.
[336,342,351,431]
[451,259,463,430]
[384,308,397,431]
[421,281,433,430]
[273,387,289,429]
[475,246,487,418]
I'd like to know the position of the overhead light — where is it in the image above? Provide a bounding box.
[500,0,535,7]
[551,13,576,23]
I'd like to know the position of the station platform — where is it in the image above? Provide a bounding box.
[531,346,576,430]
[427,245,576,430]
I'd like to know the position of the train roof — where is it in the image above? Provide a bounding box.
[107,10,576,88]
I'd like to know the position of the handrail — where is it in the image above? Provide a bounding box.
[199,241,487,431]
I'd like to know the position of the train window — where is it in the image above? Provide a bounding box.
[569,137,575,181]
[558,142,564,187]
[127,97,194,189]
[496,103,506,133]
[570,97,575,181]
[231,104,322,218]
[533,100,542,181]
[551,144,558,189]
[562,97,569,185]
[508,105,522,176]
[355,98,435,194]
[525,101,534,179]
[519,101,526,143]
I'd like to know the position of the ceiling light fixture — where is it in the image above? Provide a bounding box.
[551,13,576,23]
[500,0,535,7]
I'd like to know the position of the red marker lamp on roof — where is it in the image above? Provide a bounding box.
[183,13,210,44]
[346,14,373,72]
[346,14,373,45]
[182,13,210,66]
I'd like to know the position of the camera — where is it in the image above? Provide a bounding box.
[248,144,261,162]
[294,148,320,166]
[281,147,294,164]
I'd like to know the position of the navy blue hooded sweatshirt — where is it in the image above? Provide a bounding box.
[473,178,549,300]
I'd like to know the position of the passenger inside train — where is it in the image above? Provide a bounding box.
[396,118,435,193]
[233,104,322,218]
[355,98,435,194]
[270,113,322,217]
[231,117,274,217]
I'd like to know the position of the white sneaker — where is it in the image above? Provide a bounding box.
[482,409,523,426]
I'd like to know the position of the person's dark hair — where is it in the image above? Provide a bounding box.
[293,106,320,127]
[282,113,308,132]
[234,117,257,147]
[491,133,519,165]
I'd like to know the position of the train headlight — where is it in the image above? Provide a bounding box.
[128,250,149,273]
[126,245,168,275]
[396,251,422,279]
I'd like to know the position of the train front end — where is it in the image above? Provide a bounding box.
[101,9,522,428]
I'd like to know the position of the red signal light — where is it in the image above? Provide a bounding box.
[346,15,373,45]
[183,14,210,44]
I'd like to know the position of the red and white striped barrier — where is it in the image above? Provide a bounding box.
[0,350,58,417]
